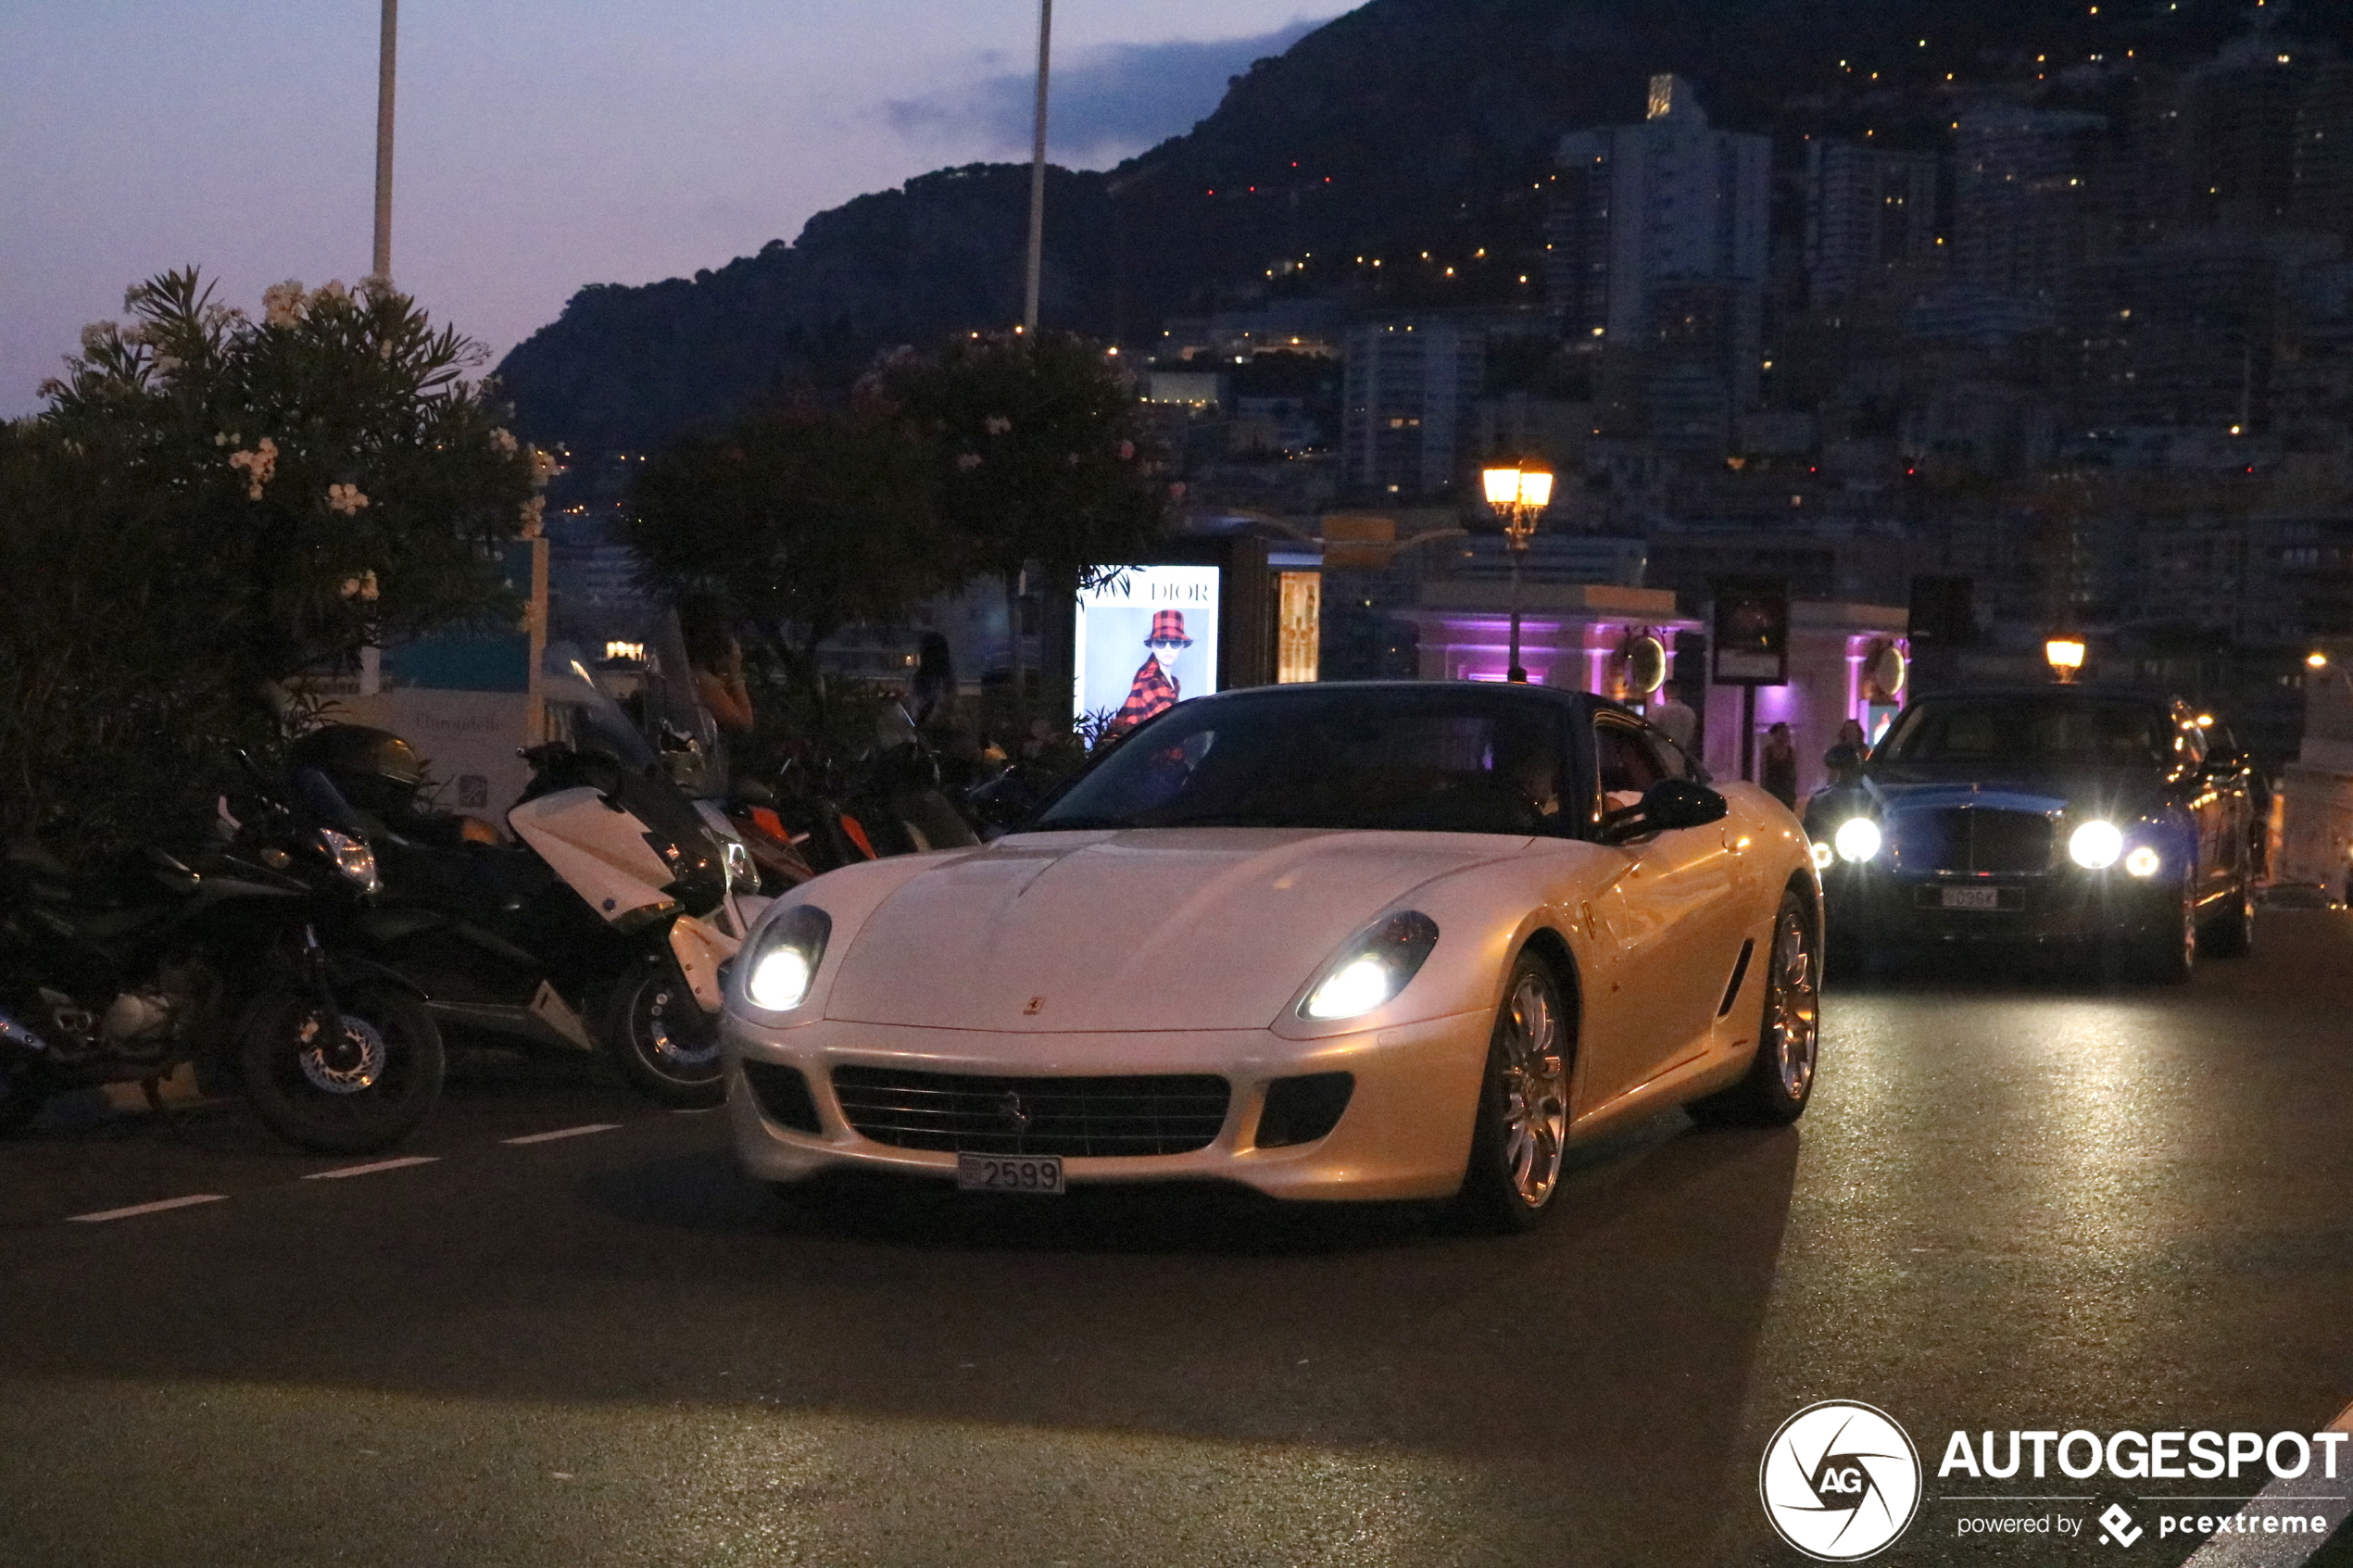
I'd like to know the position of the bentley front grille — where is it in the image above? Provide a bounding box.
[1898,809,2056,875]
[831,1067,1231,1157]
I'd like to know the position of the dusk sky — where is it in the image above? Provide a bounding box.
[2,1,1349,416]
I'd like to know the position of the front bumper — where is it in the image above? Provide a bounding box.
[724,1010,1491,1203]
[1820,863,2180,947]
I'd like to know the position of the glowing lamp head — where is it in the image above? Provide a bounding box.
[2069,820,2124,870]
[2309,651,2331,670]
[1481,461,1554,510]
[1482,464,1523,507]
[1833,817,1883,864]
[2045,637,2086,681]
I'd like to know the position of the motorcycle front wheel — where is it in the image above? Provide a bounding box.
[237,982,446,1154]
[598,952,724,1108]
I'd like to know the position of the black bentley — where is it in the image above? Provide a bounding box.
[1804,688,2258,980]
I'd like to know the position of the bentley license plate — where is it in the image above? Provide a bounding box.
[1941,886,2002,911]
[956,1153,1065,1195]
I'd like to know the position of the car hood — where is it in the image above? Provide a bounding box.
[823,828,1525,1033]
[1851,769,2165,820]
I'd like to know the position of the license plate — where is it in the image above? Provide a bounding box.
[955,1152,1064,1195]
[1941,885,2002,910]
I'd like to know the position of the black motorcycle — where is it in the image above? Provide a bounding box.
[0,821,445,1153]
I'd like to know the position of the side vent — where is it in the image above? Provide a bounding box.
[1717,939,1756,1019]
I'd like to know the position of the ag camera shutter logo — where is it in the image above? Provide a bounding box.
[1760,1401,1923,1561]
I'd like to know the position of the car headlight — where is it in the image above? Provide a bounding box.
[315,827,381,897]
[2124,845,2162,878]
[1810,840,1835,872]
[1301,911,1440,1022]
[741,904,832,1013]
[2069,820,2124,870]
[1833,818,1882,864]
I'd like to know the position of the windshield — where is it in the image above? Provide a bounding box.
[1031,688,1572,835]
[1875,696,2173,770]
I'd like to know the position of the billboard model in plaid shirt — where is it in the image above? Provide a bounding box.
[1114,610,1193,731]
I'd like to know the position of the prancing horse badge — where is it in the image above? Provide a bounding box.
[1023,996,1045,1015]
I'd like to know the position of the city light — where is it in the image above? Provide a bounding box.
[2046,636,2086,683]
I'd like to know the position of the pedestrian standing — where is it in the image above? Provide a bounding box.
[1650,682,1700,755]
[1760,721,1799,809]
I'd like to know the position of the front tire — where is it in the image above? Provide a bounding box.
[239,983,446,1154]
[598,953,724,1108]
[1692,890,1819,1127]
[2132,883,2198,984]
[1450,951,1572,1234]
[2202,877,2254,960]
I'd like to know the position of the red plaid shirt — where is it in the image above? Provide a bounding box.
[1114,655,1179,730]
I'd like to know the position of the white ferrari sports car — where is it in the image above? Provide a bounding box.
[723,682,1820,1229]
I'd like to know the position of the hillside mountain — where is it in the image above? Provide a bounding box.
[497,0,2350,453]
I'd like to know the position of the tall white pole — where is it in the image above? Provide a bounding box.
[372,0,397,281]
[1023,0,1051,332]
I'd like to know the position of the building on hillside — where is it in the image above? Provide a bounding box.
[1805,139,1942,305]
[1951,106,2107,307]
[1339,320,1485,496]
[1548,74,1770,453]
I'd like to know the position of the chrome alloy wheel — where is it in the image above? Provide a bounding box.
[638,980,721,1072]
[1497,968,1569,1209]
[1764,906,1819,1103]
[295,1010,388,1095]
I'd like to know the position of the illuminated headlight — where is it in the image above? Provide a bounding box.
[2069,820,2124,870]
[2124,845,2162,878]
[315,827,381,897]
[1810,840,1835,872]
[1301,911,1440,1022]
[1833,818,1882,864]
[741,905,832,1013]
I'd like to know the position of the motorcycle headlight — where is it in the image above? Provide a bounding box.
[1833,817,1882,864]
[741,904,832,1013]
[2069,820,2124,870]
[315,827,382,897]
[1301,912,1440,1022]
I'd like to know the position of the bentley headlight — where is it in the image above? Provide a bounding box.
[2069,820,2124,870]
[315,827,382,897]
[1833,818,1882,864]
[2124,845,2162,878]
[1301,911,1440,1022]
[742,904,832,1013]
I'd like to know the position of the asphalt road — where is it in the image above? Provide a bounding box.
[3,913,2351,1568]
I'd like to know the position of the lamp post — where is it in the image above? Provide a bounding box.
[1481,460,1554,683]
[1022,0,1052,332]
[2045,634,2086,684]
[372,0,396,281]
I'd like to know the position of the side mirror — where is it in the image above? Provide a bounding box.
[1600,777,1729,844]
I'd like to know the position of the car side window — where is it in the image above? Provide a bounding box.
[1594,721,1666,814]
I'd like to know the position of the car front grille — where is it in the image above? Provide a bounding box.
[1895,808,2055,874]
[831,1067,1231,1157]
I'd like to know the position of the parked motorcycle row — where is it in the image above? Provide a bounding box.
[0,648,1026,1156]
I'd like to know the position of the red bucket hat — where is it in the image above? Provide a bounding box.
[1146,610,1193,646]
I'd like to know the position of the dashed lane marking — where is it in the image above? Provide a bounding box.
[302,1155,441,1181]
[501,1123,622,1146]
[2182,1397,2353,1567]
[67,1194,229,1223]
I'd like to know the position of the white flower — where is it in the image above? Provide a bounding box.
[339,571,380,602]
[310,280,350,309]
[120,322,153,347]
[227,436,279,500]
[518,495,545,537]
[984,415,1013,435]
[150,353,182,379]
[358,273,392,301]
[489,428,518,457]
[122,285,142,313]
[262,281,306,327]
[79,321,118,355]
[36,378,64,399]
[326,483,369,516]
[955,452,983,471]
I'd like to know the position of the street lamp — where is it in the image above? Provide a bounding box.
[2045,634,2086,684]
[1481,459,1554,683]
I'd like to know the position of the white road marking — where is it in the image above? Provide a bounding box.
[302,1156,440,1181]
[501,1123,621,1146]
[67,1194,228,1223]
[2181,1398,2353,1567]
